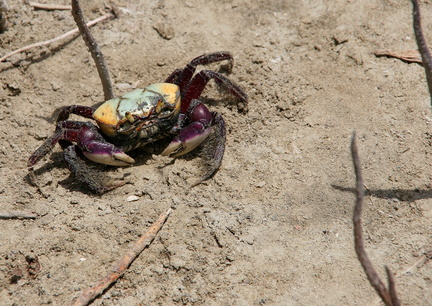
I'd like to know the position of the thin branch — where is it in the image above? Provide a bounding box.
[71,208,172,306]
[29,2,72,10]
[351,133,399,306]
[412,0,432,105]
[0,211,37,219]
[386,266,399,305]
[71,0,114,100]
[374,49,422,64]
[0,13,113,63]
[401,251,431,275]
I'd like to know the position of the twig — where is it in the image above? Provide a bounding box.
[401,251,431,275]
[370,252,430,306]
[0,211,37,219]
[0,13,113,63]
[71,208,172,306]
[374,49,422,64]
[29,2,71,10]
[386,266,399,305]
[71,0,114,101]
[351,133,400,306]
[412,0,432,105]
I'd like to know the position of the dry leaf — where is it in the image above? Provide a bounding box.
[374,49,422,63]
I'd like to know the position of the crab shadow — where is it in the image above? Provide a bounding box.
[332,184,432,202]
[26,150,136,194]
[26,92,233,194]
[26,137,209,194]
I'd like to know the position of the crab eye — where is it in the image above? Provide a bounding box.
[155,99,165,114]
[158,107,174,118]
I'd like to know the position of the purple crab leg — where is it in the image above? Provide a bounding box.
[181,70,248,113]
[28,130,63,167]
[28,121,134,168]
[162,101,213,157]
[162,105,226,186]
[167,51,234,92]
[56,105,95,122]
[191,112,226,187]
[165,68,183,84]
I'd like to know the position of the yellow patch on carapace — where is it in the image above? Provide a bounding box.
[93,99,120,125]
[147,83,181,114]
[93,99,121,137]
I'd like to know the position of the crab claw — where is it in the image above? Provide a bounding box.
[82,141,135,166]
[162,122,212,158]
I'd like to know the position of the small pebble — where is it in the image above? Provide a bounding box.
[127,195,140,202]
[115,83,135,91]
[152,22,174,40]
[256,181,266,188]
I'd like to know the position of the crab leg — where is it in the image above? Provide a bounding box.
[192,112,226,187]
[162,101,213,157]
[181,70,248,113]
[165,51,234,92]
[28,121,134,168]
[63,145,126,193]
[56,105,95,122]
[162,107,226,186]
[28,130,64,167]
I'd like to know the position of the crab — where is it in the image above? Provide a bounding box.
[28,52,248,193]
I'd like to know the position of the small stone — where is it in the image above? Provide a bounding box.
[152,22,174,40]
[333,33,348,45]
[115,83,134,91]
[256,181,266,188]
[127,195,140,202]
[51,81,61,91]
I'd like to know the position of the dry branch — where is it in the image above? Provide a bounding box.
[71,0,114,100]
[0,13,113,63]
[374,49,422,64]
[71,208,172,306]
[351,133,400,306]
[401,251,432,275]
[412,0,432,104]
[0,211,37,219]
[29,2,72,10]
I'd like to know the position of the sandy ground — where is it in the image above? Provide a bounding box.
[1,0,432,304]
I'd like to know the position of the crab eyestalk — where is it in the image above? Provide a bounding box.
[125,111,135,124]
